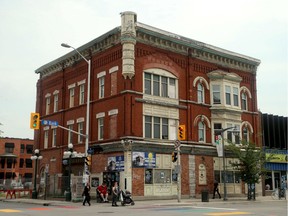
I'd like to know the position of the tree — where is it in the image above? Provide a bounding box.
[226,141,271,200]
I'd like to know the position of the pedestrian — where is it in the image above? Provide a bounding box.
[82,182,91,206]
[212,179,221,199]
[97,182,109,202]
[111,181,119,207]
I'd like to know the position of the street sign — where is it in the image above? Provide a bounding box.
[87,148,94,155]
[41,120,58,126]
[174,140,181,148]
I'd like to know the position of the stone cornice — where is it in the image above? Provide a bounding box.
[35,20,261,79]
[136,22,260,74]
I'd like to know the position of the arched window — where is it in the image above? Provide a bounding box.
[242,127,249,143]
[197,83,204,103]
[198,121,205,142]
[241,92,248,111]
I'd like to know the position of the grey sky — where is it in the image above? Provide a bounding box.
[0,0,287,139]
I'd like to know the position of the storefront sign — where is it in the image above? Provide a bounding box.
[132,152,156,168]
[266,153,288,163]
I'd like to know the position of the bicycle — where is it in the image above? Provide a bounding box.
[271,188,287,200]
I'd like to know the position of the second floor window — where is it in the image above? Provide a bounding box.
[198,121,205,142]
[46,97,50,115]
[44,130,49,149]
[78,122,84,143]
[68,125,73,144]
[225,86,231,105]
[241,92,248,110]
[144,116,169,139]
[54,94,59,112]
[79,84,85,105]
[99,77,105,99]
[98,118,104,140]
[52,128,57,147]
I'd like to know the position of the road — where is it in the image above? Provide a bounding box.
[0,199,287,216]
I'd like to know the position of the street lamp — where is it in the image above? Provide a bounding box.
[31,149,43,199]
[61,43,91,180]
[63,143,76,201]
[215,126,239,201]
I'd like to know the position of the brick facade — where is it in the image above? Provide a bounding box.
[34,12,261,198]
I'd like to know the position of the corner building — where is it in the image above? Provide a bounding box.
[35,12,261,199]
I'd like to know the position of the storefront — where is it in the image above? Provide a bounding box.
[265,150,288,191]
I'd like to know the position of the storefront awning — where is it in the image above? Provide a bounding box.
[265,162,288,171]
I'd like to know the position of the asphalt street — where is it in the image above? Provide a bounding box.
[0,196,287,216]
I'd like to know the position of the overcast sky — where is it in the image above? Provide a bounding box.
[0,0,287,139]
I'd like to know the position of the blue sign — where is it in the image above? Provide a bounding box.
[41,120,58,126]
[87,148,94,154]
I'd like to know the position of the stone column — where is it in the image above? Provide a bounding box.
[120,11,137,79]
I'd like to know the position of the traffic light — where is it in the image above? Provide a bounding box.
[172,151,178,162]
[85,156,91,166]
[178,125,186,140]
[30,113,40,129]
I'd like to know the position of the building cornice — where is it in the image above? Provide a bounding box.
[35,19,261,78]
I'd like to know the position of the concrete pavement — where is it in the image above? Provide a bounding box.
[0,195,280,207]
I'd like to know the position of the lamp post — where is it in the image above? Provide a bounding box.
[215,126,239,201]
[61,43,91,180]
[31,149,43,199]
[63,143,76,201]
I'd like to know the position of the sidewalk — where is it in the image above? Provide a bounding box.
[0,195,277,207]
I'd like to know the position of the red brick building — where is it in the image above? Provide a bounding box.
[34,12,261,199]
[0,137,34,187]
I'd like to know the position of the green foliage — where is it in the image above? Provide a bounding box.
[226,141,269,185]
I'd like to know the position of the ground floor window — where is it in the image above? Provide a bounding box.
[145,168,177,184]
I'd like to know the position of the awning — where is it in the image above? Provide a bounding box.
[265,162,288,171]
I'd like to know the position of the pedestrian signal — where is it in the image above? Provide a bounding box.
[85,156,91,166]
[30,113,40,130]
[172,151,178,162]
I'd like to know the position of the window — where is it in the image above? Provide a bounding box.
[225,86,231,105]
[227,124,240,144]
[98,118,104,140]
[78,122,84,143]
[79,84,85,105]
[197,83,204,103]
[44,130,49,149]
[20,144,25,154]
[5,143,14,153]
[198,121,205,142]
[52,128,57,147]
[145,116,169,139]
[20,158,24,168]
[25,159,32,168]
[45,97,50,115]
[242,127,249,142]
[212,85,221,104]
[241,92,247,110]
[68,125,73,144]
[233,87,239,106]
[99,77,105,99]
[26,145,33,154]
[69,88,75,108]
[144,72,176,98]
[54,94,59,112]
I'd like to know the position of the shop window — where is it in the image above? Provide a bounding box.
[145,169,153,184]
[154,169,171,184]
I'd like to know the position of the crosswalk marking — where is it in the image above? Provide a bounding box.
[0,209,21,213]
[205,212,251,215]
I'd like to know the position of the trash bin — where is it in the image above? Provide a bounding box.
[201,189,209,202]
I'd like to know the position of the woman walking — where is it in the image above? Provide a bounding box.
[111,181,119,207]
[82,182,91,206]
